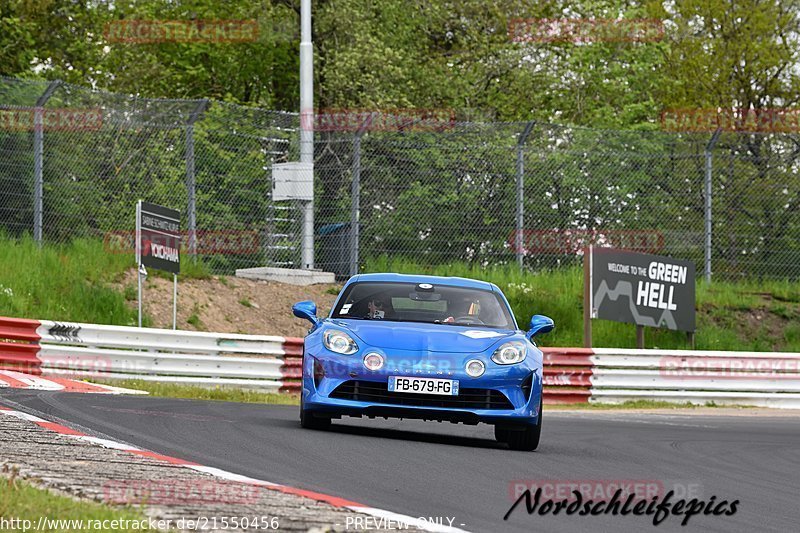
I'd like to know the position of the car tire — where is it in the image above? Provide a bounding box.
[300,407,331,430]
[506,397,542,451]
[299,390,331,430]
[494,426,510,443]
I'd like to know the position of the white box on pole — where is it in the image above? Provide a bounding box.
[271,162,313,201]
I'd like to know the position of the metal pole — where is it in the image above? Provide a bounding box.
[186,124,196,256]
[583,245,593,348]
[299,0,315,269]
[186,99,208,258]
[704,128,722,283]
[350,135,361,277]
[136,200,143,328]
[636,325,645,349]
[350,116,372,277]
[516,122,536,268]
[33,109,43,244]
[32,81,61,245]
[173,273,178,330]
[138,269,143,328]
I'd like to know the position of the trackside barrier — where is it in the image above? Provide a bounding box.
[0,316,301,392]
[0,318,42,375]
[1,316,799,407]
[587,347,800,408]
[541,348,593,404]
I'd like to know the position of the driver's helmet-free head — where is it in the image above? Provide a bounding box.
[367,294,392,319]
[451,296,478,318]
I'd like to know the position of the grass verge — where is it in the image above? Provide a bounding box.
[91,380,749,411]
[93,379,300,405]
[0,236,138,326]
[545,400,753,410]
[0,235,215,326]
[0,476,153,532]
[2,235,797,352]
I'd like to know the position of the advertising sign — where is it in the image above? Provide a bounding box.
[136,201,180,274]
[590,248,696,332]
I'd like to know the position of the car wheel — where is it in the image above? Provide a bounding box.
[299,391,331,430]
[300,407,331,430]
[506,397,542,451]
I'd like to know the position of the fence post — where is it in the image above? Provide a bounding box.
[516,122,536,268]
[704,128,722,283]
[32,80,61,245]
[350,115,373,277]
[185,99,209,257]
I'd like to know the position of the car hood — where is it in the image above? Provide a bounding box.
[330,320,517,353]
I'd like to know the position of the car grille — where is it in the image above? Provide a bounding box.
[330,380,514,410]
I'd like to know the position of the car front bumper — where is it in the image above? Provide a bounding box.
[302,353,543,426]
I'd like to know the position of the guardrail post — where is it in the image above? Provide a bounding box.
[516,122,536,268]
[704,128,722,283]
[185,99,209,257]
[32,80,61,245]
[349,115,373,277]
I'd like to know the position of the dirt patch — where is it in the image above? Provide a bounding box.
[116,269,340,337]
[741,308,786,341]
[702,303,798,350]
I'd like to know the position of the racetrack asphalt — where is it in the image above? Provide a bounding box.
[2,389,798,533]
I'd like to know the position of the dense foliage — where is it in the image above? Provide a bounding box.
[2,1,798,126]
[1,1,799,279]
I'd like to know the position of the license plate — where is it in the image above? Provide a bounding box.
[387,376,459,396]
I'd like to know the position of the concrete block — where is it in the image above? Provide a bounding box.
[235,266,336,286]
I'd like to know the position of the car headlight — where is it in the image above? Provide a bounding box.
[491,341,527,365]
[363,352,385,371]
[465,359,485,377]
[323,329,358,355]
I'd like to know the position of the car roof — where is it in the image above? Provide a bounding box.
[346,272,499,292]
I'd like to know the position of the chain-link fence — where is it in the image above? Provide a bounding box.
[2,76,799,281]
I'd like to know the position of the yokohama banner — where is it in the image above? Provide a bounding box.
[136,201,181,274]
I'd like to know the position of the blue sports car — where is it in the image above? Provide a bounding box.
[292,273,554,451]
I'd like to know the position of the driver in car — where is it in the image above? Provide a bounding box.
[443,297,479,324]
[367,295,395,319]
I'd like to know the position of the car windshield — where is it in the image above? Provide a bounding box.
[331,282,516,329]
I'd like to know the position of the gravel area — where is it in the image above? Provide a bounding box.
[0,414,392,532]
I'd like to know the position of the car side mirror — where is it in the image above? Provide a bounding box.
[526,314,554,340]
[293,300,320,326]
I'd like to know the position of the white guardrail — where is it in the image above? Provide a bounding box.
[2,316,800,407]
[544,347,800,408]
[0,317,304,392]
